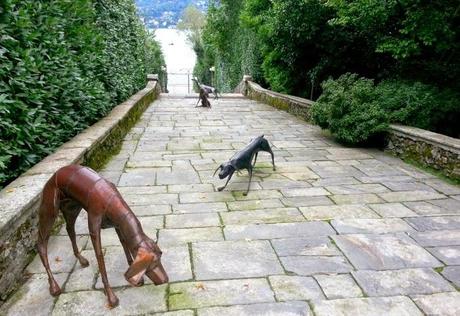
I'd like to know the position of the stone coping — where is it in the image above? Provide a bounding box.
[241,78,460,180]
[246,81,314,108]
[0,78,160,300]
[0,79,159,230]
[389,124,460,154]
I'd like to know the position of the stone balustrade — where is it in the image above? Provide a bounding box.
[241,76,460,181]
[0,76,161,301]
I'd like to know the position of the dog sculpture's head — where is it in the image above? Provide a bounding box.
[214,162,235,179]
[124,237,168,287]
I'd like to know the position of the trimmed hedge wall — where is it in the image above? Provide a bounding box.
[0,0,165,188]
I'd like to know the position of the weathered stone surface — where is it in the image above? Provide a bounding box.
[118,169,156,186]
[193,240,283,280]
[312,296,423,316]
[408,230,460,246]
[379,190,446,202]
[169,279,275,310]
[412,292,460,316]
[271,237,340,256]
[173,202,228,214]
[404,201,451,216]
[198,301,311,316]
[427,246,460,265]
[180,192,235,203]
[168,183,214,193]
[425,179,460,195]
[281,187,330,197]
[228,199,284,211]
[368,203,417,218]
[221,208,304,225]
[95,247,130,289]
[111,284,168,314]
[0,274,68,316]
[162,246,193,282]
[52,291,108,316]
[280,256,352,275]
[124,193,178,206]
[331,218,415,234]
[269,275,324,301]
[381,181,436,192]
[131,204,171,216]
[405,216,460,231]
[300,205,378,220]
[315,274,363,299]
[26,235,87,274]
[332,233,442,270]
[166,213,220,228]
[326,184,389,195]
[65,250,98,292]
[281,196,333,208]
[139,216,164,231]
[330,194,383,205]
[353,268,454,296]
[156,169,200,185]
[429,198,460,213]
[158,227,223,247]
[441,266,460,288]
[225,222,335,240]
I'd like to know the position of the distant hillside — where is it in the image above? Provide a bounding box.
[136,0,207,29]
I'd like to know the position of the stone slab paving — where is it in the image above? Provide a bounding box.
[2,95,460,315]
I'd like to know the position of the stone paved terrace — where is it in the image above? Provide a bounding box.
[2,94,460,316]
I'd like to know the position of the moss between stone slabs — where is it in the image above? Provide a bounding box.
[85,88,157,170]
[0,83,160,304]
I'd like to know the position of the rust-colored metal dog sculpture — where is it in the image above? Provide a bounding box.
[37,165,168,308]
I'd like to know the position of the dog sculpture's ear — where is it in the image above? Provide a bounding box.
[125,247,154,286]
[213,164,223,177]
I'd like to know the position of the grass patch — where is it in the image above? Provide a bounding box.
[402,157,460,186]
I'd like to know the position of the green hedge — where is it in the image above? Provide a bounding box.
[0,0,165,188]
[312,73,460,144]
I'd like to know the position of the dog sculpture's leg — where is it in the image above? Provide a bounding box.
[88,214,119,308]
[61,201,89,267]
[253,152,259,167]
[243,166,254,196]
[115,228,133,265]
[218,170,234,192]
[37,183,62,296]
[268,148,276,171]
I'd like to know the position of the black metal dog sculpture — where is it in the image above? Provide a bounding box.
[196,86,211,108]
[192,77,219,100]
[214,135,275,195]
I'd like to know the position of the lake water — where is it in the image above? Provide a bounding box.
[154,28,196,95]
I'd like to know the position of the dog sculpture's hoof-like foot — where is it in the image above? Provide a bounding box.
[49,282,62,297]
[217,187,224,192]
[243,192,248,196]
[78,256,90,267]
[107,293,119,308]
[135,277,145,287]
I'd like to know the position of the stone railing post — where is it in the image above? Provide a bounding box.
[242,75,253,96]
[147,74,162,93]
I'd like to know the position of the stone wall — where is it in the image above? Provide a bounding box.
[386,125,460,180]
[0,77,161,302]
[243,79,313,121]
[240,77,460,181]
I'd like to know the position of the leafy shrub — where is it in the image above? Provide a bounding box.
[0,0,165,188]
[312,73,388,144]
[376,81,460,137]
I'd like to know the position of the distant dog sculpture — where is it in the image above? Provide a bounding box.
[214,135,275,195]
[37,165,168,308]
[196,86,211,108]
[192,77,220,100]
